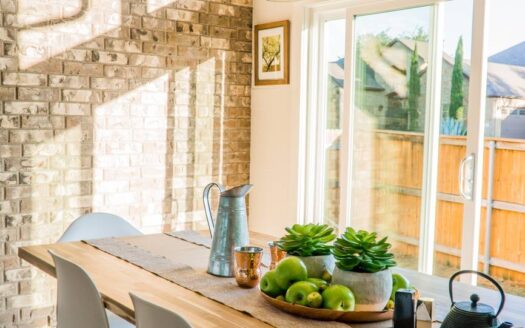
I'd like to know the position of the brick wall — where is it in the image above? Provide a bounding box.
[0,0,252,326]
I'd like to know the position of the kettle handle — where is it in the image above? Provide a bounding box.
[203,183,224,238]
[449,270,505,317]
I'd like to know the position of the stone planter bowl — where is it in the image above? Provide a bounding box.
[295,254,335,278]
[332,267,392,311]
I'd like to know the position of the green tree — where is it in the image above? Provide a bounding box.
[327,77,341,129]
[401,26,429,42]
[449,37,464,119]
[407,45,421,131]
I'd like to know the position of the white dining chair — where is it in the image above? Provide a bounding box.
[58,212,142,243]
[56,212,139,328]
[49,251,133,328]
[130,293,192,328]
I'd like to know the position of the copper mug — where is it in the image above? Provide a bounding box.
[268,241,286,270]
[233,246,263,288]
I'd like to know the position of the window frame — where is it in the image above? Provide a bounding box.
[303,0,489,282]
[304,8,346,227]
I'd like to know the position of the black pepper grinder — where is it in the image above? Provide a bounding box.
[393,289,416,328]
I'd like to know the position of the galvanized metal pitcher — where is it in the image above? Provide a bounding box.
[203,183,252,277]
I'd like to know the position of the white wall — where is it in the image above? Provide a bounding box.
[249,1,306,237]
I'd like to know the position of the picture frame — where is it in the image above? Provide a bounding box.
[254,20,290,86]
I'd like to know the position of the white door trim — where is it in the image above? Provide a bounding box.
[418,2,444,275]
[460,0,490,284]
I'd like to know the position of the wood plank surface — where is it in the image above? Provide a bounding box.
[19,232,276,328]
[18,232,525,327]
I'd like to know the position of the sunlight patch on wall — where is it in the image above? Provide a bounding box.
[21,124,88,246]
[147,0,177,14]
[17,0,121,69]
[93,73,169,233]
[191,58,216,230]
[170,58,219,231]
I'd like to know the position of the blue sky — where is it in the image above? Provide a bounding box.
[325,0,525,62]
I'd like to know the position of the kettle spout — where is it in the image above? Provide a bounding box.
[221,184,253,197]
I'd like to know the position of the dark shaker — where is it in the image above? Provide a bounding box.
[393,289,416,328]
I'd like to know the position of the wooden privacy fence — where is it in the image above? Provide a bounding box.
[365,130,525,285]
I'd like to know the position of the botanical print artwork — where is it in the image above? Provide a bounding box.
[255,21,289,85]
[262,35,281,72]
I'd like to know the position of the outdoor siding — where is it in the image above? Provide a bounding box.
[0,0,252,326]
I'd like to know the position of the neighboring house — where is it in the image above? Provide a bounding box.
[328,39,525,138]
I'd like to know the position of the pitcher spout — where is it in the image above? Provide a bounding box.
[221,184,253,197]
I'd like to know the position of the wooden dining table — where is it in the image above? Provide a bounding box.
[18,231,525,328]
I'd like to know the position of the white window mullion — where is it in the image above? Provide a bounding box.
[460,0,490,284]
[313,15,328,224]
[339,8,356,232]
[303,11,321,225]
[417,2,444,275]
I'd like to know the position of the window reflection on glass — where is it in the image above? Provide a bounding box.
[479,0,525,297]
[323,19,345,227]
[433,0,472,281]
[350,6,432,271]
[317,0,525,297]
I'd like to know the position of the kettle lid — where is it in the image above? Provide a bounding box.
[454,294,495,314]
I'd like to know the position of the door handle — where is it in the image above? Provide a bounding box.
[459,153,475,200]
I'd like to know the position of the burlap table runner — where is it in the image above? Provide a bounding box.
[84,232,393,328]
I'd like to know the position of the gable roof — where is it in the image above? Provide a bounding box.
[489,41,525,68]
[348,37,525,99]
[328,57,384,91]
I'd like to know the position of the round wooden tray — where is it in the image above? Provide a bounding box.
[261,292,394,323]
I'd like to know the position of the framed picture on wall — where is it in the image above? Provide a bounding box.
[254,20,290,86]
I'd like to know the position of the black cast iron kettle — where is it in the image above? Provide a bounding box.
[441,270,513,328]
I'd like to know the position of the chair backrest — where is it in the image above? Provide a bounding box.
[58,212,142,242]
[50,251,110,328]
[130,293,192,328]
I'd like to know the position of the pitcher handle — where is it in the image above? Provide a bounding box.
[203,183,224,238]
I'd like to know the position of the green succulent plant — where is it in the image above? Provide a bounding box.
[332,228,396,273]
[277,224,336,256]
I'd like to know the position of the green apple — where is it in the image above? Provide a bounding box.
[259,270,284,297]
[276,295,285,302]
[274,257,308,290]
[321,270,332,283]
[391,273,410,300]
[306,278,329,292]
[385,299,394,310]
[306,291,323,308]
[322,284,355,311]
[285,281,319,306]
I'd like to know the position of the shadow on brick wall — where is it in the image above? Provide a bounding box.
[1,0,252,325]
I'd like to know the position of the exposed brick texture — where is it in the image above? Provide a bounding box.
[0,0,252,326]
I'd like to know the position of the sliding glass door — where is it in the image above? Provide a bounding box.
[343,5,436,271]
[433,0,473,279]
[311,0,525,294]
[339,0,486,275]
[479,0,525,296]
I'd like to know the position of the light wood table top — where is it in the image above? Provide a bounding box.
[19,232,276,328]
[18,231,525,327]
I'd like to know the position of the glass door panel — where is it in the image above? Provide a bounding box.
[480,0,525,296]
[321,19,346,228]
[349,6,433,270]
[432,0,473,278]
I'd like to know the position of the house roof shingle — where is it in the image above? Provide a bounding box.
[328,38,525,99]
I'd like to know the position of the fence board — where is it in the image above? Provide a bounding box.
[357,131,525,287]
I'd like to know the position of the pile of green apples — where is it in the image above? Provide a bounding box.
[260,257,356,311]
[261,257,413,312]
